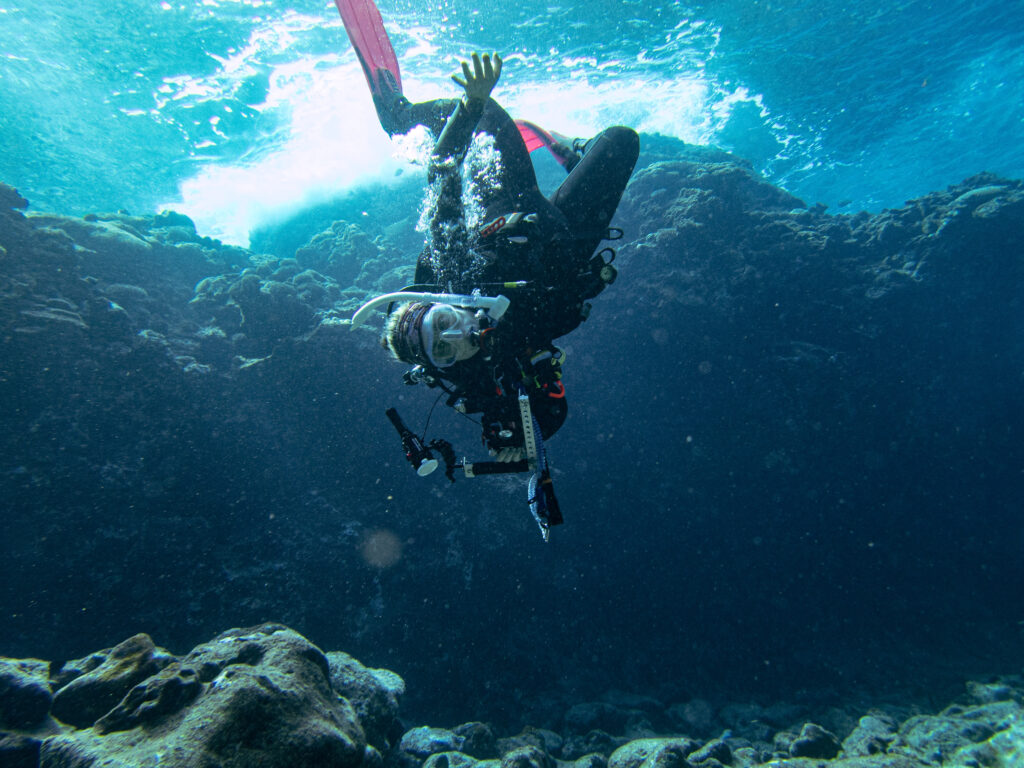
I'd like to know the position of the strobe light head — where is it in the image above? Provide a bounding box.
[412,449,439,477]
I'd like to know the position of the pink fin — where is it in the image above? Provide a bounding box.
[515,119,556,154]
[335,0,403,96]
[515,119,578,170]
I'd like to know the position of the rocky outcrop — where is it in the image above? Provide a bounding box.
[0,624,379,768]
[49,633,174,728]
[328,650,406,751]
[1,623,1024,767]
[0,659,52,730]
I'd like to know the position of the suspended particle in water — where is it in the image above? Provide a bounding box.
[361,529,403,569]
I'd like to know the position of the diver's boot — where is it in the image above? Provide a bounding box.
[549,131,591,172]
[372,67,416,136]
[373,69,457,137]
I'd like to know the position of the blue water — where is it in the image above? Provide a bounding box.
[2,0,1023,244]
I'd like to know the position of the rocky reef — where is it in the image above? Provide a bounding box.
[1,139,1022,748]
[1,623,1022,767]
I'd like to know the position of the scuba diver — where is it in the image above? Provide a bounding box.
[337,1,638,537]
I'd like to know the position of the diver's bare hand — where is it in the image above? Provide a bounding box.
[452,52,503,102]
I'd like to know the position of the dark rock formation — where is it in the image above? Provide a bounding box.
[0,732,41,768]
[50,633,174,728]
[788,722,841,759]
[1,622,1024,767]
[328,650,406,751]
[0,659,51,730]
[841,714,899,757]
[40,624,370,768]
[393,726,467,768]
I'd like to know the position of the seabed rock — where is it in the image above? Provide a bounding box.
[49,633,174,729]
[0,622,1023,767]
[36,624,370,768]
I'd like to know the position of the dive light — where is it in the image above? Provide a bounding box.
[385,408,438,476]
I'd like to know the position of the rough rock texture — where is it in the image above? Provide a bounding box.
[391,726,468,768]
[39,624,369,768]
[328,650,406,751]
[608,738,700,768]
[1,623,1024,767]
[50,633,174,728]
[0,659,52,730]
[0,731,42,768]
[788,722,841,759]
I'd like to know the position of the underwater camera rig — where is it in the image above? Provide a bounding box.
[385,398,563,541]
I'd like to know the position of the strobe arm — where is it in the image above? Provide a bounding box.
[385,407,438,477]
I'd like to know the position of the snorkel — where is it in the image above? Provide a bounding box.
[349,289,510,330]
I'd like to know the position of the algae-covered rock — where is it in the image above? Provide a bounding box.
[50,633,173,728]
[394,725,466,768]
[496,726,562,757]
[562,730,628,760]
[499,745,556,768]
[42,624,367,768]
[841,714,899,757]
[0,658,52,729]
[327,650,405,750]
[893,698,1023,765]
[0,182,29,211]
[424,752,481,768]
[453,721,498,759]
[0,731,41,767]
[607,738,699,768]
[94,662,202,734]
[569,754,607,768]
[789,722,840,759]
[686,737,732,766]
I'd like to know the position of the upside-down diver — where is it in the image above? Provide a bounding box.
[337,0,639,538]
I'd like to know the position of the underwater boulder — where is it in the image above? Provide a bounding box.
[0,657,52,729]
[50,633,174,728]
[499,745,556,768]
[452,721,498,759]
[568,754,607,768]
[685,736,732,767]
[92,662,202,734]
[42,624,367,768]
[840,713,899,757]
[787,722,840,759]
[0,732,41,767]
[295,221,377,286]
[495,726,563,758]
[607,738,699,768]
[423,752,482,768]
[665,699,716,739]
[0,182,29,211]
[327,650,406,751]
[560,730,628,761]
[391,726,467,768]
[891,697,1024,765]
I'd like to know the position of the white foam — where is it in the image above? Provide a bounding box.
[164,57,402,245]
[162,16,765,245]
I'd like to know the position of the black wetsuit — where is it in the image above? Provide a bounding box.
[391,94,639,451]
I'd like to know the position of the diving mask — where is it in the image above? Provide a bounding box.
[420,304,483,367]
